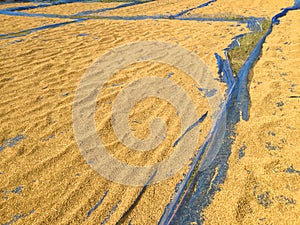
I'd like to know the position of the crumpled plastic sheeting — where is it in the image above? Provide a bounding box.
[246,17,263,32]
[159,1,300,224]
[214,52,234,89]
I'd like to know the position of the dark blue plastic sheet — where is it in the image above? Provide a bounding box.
[159,1,300,224]
[1,1,299,224]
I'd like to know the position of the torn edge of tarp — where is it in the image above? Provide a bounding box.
[159,2,300,224]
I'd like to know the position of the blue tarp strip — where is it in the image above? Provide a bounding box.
[172,0,216,18]
[1,0,152,12]
[0,12,263,39]
[75,1,153,16]
[0,19,86,39]
[86,190,109,219]
[2,0,83,12]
